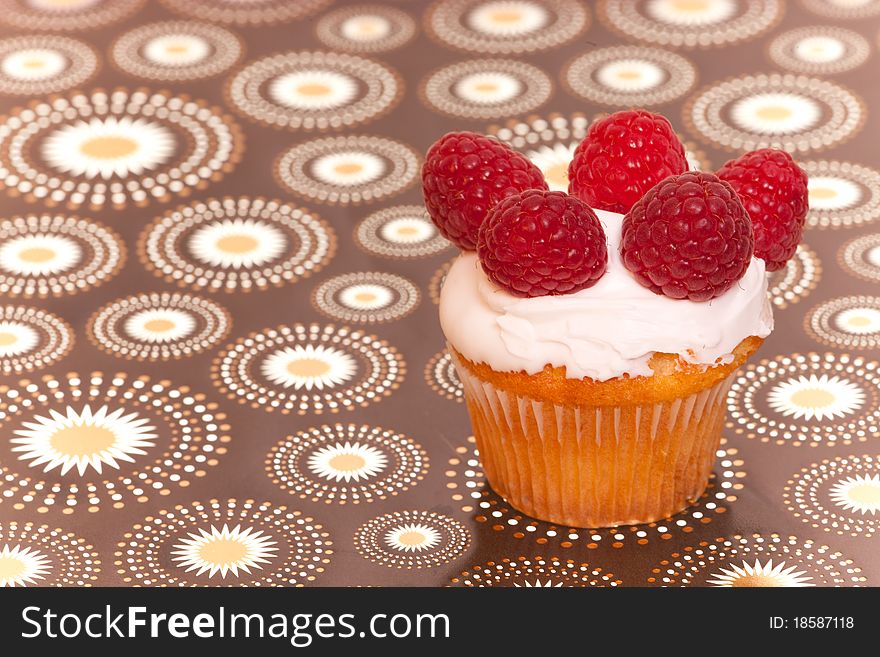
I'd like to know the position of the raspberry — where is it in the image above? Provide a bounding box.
[477,189,607,297]
[568,109,688,214]
[621,171,754,302]
[421,131,548,250]
[716,148,808,271]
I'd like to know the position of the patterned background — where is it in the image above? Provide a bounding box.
[0,0,878,588]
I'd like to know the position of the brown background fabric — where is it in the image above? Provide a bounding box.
[0,0,878,587]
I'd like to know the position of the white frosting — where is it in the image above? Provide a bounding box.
[439,209,773,381]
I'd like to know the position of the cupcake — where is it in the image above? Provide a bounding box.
[422,111,808,528]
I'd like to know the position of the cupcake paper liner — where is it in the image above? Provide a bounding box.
[453,351,733,528]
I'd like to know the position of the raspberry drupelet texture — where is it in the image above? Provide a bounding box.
[621,171,754,302]
[568,109,688,214]
[421,131,548,250]
[477,189,608,298]
[716,148,808,272]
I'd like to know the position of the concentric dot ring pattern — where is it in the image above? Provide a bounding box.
[275,135,420,205]
[767,26,870,75]
[766,243,821,310]
[839,233,880,282]
[159,0,332,26]
[726,352,880,447]
[315,5,417,54]
[211,323,405,415]
[800,0,880,20]
[0,305,73,375]
[0,88,243,209]
[110,21,244,82]
[354,205,451,260]
[805,295,880,350]
[420,59,553,120]
[311,271,420,324]
[598,0,782,48]
[0,214,125,299]
[353,510,470,570]
[0,521,101,587]
[0,372,231,514]
[114,499,333,586]
[0,35,98,96]
[138,196,336,293]
[450,556,620,587]
[425,0,590,54]
[684,73,865,153]
[425,350,464,403]
[429,259,455,305]
[564,45,697,107]
[226,51,402,132]
[266,424,428,505]
[0,0,145,32]
[648,534,865,586]
[802,160,880,229]
[87,292,232,361]
[784,454,880,537]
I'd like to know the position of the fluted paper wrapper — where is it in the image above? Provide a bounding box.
[452,352,733,528]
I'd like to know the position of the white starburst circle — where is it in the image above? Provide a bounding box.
[0,543,53,587]
[354,510,469,568]
[10,405,158,476]
[188,218,287,270]
[707,559,815,587]
[111,21,243,82]
[0,35,98,95]
[41,116,176,180]
[793,35,845,63]
[525,142,576,191]
[453,71,522,105]
[384,523,442,553]
[467,1,550,36]
[514,579,563,587]
[123,308,196,343]
[834,307,880,335]
[829,474,880,516]
[595,59,665,92]
[261,344,357,390]
[1,47,65,80]
[336,284,395,311]
[379,217,434,244]
[340,14,393,42]
[316,5,416,53]
[766,374,865,422]
[730,92,822,135]
[769,26,870,75]
[311,151,385,186]
[0,234,81,277]
[808,175,862,210]
[0,321,39,357]
[268,70,358,110]
[686,75,863,153]
[653,533,864,586]
[170,523,279,579]
[25,0,109,11]
[355,205,449,259]
[143,33,210,66]
[646,0,737,26]
[307,441,388,483]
